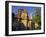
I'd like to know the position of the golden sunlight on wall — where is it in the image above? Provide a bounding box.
[21,10,27,27]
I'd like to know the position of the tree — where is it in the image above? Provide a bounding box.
[32,7,41,29]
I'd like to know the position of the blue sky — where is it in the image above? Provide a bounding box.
[12,6,40,17]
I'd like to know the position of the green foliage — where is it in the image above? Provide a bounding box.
[32,15,41,23]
